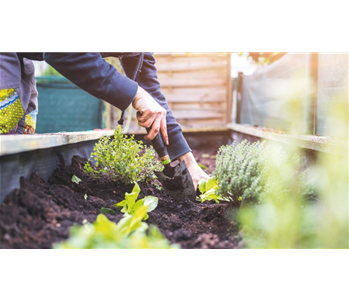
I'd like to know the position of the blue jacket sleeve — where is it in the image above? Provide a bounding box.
[44,52,138,111]
[120,52,191,160]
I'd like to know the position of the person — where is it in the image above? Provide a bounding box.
[0,52,208,190]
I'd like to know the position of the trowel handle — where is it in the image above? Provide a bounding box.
[146,128,171,165]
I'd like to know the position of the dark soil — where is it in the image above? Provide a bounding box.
[0,145,244,249]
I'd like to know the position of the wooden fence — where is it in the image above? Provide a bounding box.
[107,53,232,133]
[154,52,232,129]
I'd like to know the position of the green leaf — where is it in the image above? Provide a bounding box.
[115,200,127,213]
[100,208,116,215]
[198,178,207,194]
[84,194,88,200]
[200,189,222,203]
[94,214,120,240]
[198,163,209,170]
[132,200,144,212]
[198,176,225,203]
[72,175,82,184]
[120,182,141,214]
[206,176,218,190]
[142,196,158,212]
[117,206,148,236]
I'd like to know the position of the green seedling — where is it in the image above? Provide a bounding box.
[54,211,178,249]
[72,175,82,184]
[114,182,158,220]
[84,194,88,200]
[198,176,226,203]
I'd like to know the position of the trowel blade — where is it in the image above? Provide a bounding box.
[155,160,197,201]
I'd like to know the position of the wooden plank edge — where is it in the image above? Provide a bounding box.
[228,123,348,154]
[0,130,115,156]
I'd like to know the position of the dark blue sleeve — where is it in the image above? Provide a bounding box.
[120,52,191,160]
[44,52,138,111]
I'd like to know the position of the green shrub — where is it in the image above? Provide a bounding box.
[84,126,163,187]
[213,140,312,206]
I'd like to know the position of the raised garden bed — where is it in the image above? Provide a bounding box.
[0,132,244,249]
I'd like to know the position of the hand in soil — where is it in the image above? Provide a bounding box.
[178,152,209,191]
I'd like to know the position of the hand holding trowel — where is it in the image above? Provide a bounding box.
[132,87,197,201]
[146,127,197,201]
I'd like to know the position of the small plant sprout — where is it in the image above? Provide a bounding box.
[72,175,82,184]
[198,176,226,203]
[114,182,158,221]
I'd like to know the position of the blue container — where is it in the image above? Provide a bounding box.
[35,76,103,133]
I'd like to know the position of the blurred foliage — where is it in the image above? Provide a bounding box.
[235,81,348,248]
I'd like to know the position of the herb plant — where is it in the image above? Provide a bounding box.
[84,125,163,187]
[213,140,311,206]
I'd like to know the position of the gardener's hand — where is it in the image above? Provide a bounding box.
[132,86,169,145]
[178,152,209,191]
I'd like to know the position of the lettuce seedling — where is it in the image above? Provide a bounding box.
[198,176,226,203]
[72,175,82,184]
[114,182,158,220]
[117,205,149,236]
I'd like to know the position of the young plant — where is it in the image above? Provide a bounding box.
[54,210,178,249]
[198,176,226,203]
[71,175,82,184]
[114,182,158,220]
[84,125,163,188]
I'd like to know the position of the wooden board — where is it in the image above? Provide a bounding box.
[127,53,232,131]
[156,53,231,125]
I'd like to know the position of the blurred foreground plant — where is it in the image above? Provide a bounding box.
[237,92,348,249]
[55,182,178,249]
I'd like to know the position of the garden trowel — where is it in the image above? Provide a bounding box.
[148,129,197,201]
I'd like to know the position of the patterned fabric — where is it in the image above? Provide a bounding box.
[23,109,37,134]
[0,88,24,134]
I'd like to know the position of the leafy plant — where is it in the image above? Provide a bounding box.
[114,182,158,220]
[84,125,163,188]
[198,176,225,203]
[213,140,312,206]
[54,211,178,249]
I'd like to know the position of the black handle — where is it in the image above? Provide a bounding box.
[146,128,170,163]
